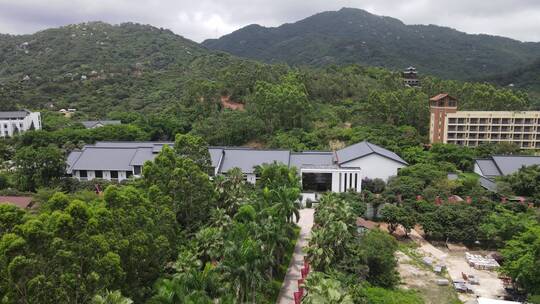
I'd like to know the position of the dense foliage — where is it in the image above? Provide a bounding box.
[303,193,423,303]
[0,135,305,303]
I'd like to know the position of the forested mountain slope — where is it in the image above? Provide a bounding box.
[0,21,532,148]
[203,7,540,80]
[484,59,540,101]
[0,21,206,81]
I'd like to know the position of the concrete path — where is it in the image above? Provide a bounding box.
[276,208,315,304]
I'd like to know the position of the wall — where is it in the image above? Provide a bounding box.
[245,173,256,184]
[73,170,129,182]
[341,154,405,181]
[473,163,483,177]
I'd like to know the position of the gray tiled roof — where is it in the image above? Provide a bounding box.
[67,141,405,175]
[130,148,156,166]
[492,156,540,175]
[475,159,502,177]
[0,111,30,119]
[479,176,498,192]
[336,141,407,165]
[71,147,141,171]
[218,148,290,174]
[92,142,173,148]
[81,120,121,128]
[66,150,82,174]
[290,152,334,169]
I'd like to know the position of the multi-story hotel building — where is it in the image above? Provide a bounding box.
[429,94,540,149]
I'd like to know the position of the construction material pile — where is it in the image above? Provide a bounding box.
[465,252,499,270]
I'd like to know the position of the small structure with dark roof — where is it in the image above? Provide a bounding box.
[81,120,121,129]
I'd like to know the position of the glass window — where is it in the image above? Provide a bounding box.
[126,171,133,178]
[79,170,87,178]
[110,171,118,179]
[302,173,332,192]
[133,165,141,175]
[95,170,103,178]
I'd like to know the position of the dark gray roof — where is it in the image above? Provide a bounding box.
[290,152,334,168]
[66,150,82,174]
[0,110,30,119]
[479,176,498,192]
[492,156,540,175]
[130,148,156,166]
[218,148,290,174]
[67,141,405,175]
[81,120,121,128]
[71,147,142,171]
[92,142,173,148]
[475,159,502,177]
[336,141,407,165]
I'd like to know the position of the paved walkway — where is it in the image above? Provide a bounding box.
[276,208,315,304]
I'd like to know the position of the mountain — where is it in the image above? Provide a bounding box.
[484,59,540,101]
[203,7,540,80]
[0,22,274,114]
[0,21,207,82]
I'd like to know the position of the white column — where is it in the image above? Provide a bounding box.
[331,172,340,192]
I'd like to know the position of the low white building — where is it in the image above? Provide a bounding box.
[0,110,41,137]
[67,141,407,198]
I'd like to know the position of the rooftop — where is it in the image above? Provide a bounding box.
[335,141,407,165]
[429,93,456,101]
[475,155,540,178]
[67,141,405,175]
[0,196,34,209]
[81,120,122,128]
[0,110,31,119]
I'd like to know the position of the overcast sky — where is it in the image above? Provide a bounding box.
[0,0,539,42]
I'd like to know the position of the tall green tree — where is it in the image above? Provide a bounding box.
[13,144,65,191]
[143,145,216,231]
[250,72,312,133]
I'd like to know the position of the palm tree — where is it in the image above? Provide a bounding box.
[218,239,266,303]
[270,186,301,223]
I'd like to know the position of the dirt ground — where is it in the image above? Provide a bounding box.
[397,250,461,304]
[407,230,507,303]
[444,250,506,303]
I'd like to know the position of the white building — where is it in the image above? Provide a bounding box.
[67,141,407,198]
[0,110,41,137]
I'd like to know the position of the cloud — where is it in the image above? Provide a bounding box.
[0,0,538,42]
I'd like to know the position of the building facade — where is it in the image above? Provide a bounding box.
[67,141,408,199]
[429,94,540,149]
[0,110,41,137]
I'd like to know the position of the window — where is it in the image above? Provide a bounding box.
[110,171,118,179]
[79,170,87,179]
[95,170,103,178]
[133,165,141,175]
[126,171,133,178]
